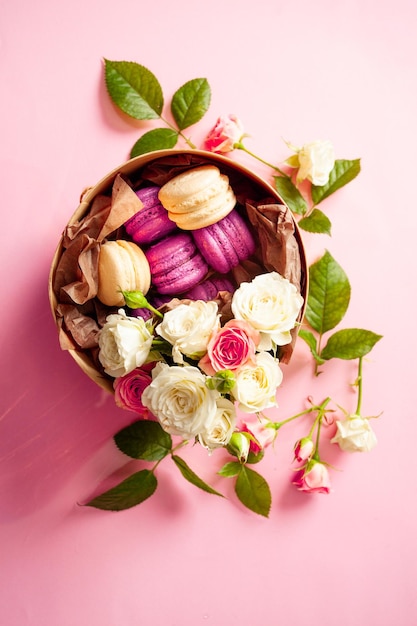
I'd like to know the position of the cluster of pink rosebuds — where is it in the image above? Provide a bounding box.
[293,436,331,494]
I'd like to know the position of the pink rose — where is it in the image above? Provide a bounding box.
[293,461,331,494]
[240,414,276,454]
[293,437,314,462]
[113,365,155,418]
[199,319,260,376]
[205,114,244,153]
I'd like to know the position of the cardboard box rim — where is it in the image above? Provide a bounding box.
[48,148,309,393]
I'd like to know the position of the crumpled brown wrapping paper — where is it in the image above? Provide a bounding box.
[51,155,305,371]
[53,175,142,350]
[244,200,304,363]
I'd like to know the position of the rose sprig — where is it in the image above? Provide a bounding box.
[232,134,361,236]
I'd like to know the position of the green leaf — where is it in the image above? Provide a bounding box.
[172,455,224,497]
[114,420,172,461]
[85,470,157,511]
[298,208,332,235]
[235,465,271,517]
[321,328,383,361]
[104,59,163,120]
[130,128,179,157]
[171,78,211,130]
[311,158,361,204]
[274,176,308,216]
[306,250,351,334]
[218,461,241,477]
[298,329,326,364]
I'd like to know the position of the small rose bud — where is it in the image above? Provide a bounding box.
[121,290,163,318]
[205,114,244,154]
[240,414,276,454]
[206,370,236,394]
[293,437,314,463]
[293,460,331,494]
[227,431,251,463]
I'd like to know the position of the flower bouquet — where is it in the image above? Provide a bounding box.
[48,60,382,516]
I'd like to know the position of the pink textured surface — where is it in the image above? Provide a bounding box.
[0,1,415,624]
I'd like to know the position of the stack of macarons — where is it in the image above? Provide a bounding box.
[97,164,257,308]
[144,232,208,295]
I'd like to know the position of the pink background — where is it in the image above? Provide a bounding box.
[1,1,416,624]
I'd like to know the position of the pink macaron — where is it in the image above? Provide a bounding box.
[145,232,209,294]
[124,186,177,245]
[183,276,235,301]
[192,209,256,274]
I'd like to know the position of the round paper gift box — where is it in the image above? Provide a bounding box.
[48,149,308,393]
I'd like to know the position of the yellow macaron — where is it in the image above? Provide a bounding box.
[97,240,151,307]
[158,165,236,230]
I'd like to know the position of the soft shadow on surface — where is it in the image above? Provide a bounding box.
[79,457,185,509]
[0,268,131,523]
[70,455,189,523]
[148,467,189,517]
[277,479,319,511]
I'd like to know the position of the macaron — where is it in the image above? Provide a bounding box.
[192,209,256,274]
[183,276,235,301]
[145,232,208,294]
[126,307,152,321]
[150,293,175,309]
[158,165,236,230]
[124,186,177,245]
[97,240,151,307]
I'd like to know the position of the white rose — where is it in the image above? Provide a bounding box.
[198,397,236,452]
[156,300,220,364]
[296,140,335,186]
[141,363,219,439]
[231,272,303,351]
[98,310,153,378]
[331,415,377,452]
[232,351,283,413]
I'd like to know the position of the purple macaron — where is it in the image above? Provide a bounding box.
[192,209,256,274]
[183,276,235,301]
[145,232,209,295]
[150,293,175,309]
[126,307,153,321]
[125,186,177,245]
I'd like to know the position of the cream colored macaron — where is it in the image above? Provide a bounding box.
[97,240,151,307]
[158,165,236,229]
